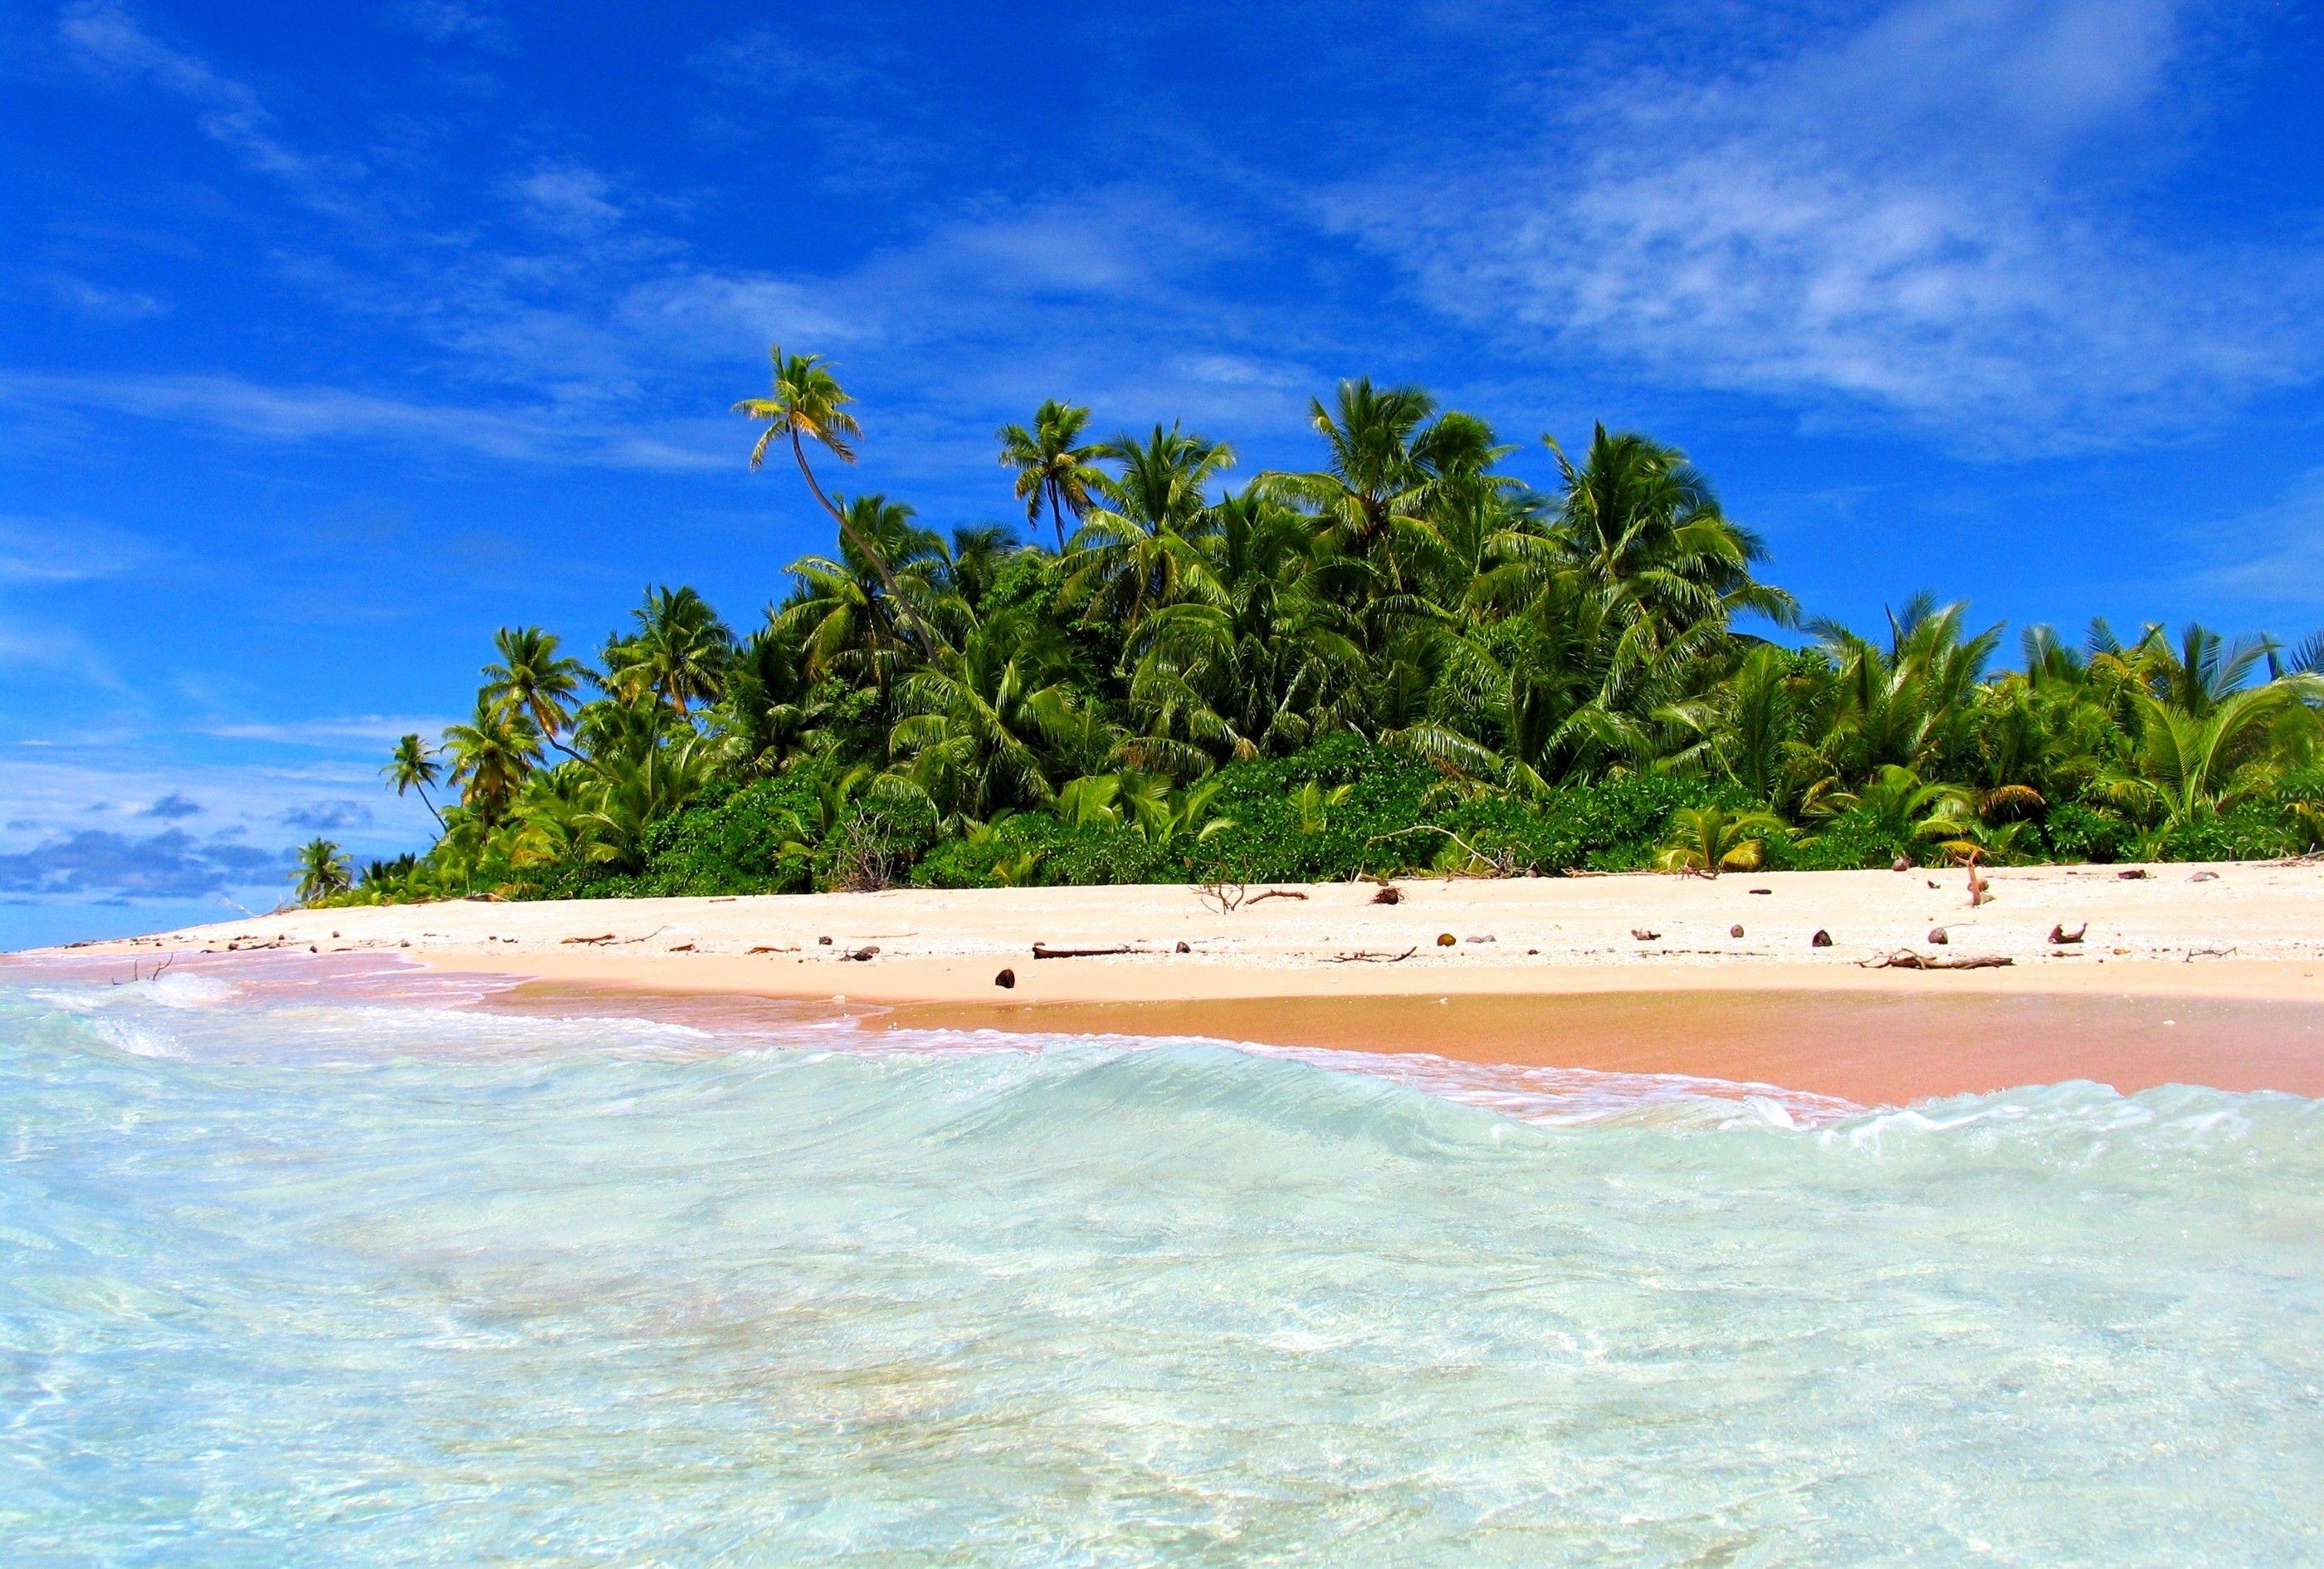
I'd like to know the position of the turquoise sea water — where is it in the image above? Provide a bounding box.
[2,965,2321,1565]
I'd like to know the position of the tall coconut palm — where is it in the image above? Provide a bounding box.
[483,627,589,759]
[1267,379,1501,608]
[778,495,950,684]
[603,586,732,718]
[998,400,1103,552]
[1062,423,1233,628]
[1547,426,1797,654]
[381,733,445,829]
[442,695,543,826]
[735,345,936,648]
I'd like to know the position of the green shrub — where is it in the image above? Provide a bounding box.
[2160,806,2300,863]
[2039,802,2131,863]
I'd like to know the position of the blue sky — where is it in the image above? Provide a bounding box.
[2,0,2322,946]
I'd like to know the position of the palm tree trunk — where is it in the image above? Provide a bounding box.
[416,784,445,832]
[1049,487,1067,554]
[792,428,940,652]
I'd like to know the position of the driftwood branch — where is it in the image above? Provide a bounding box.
[1326,946,1420,964]
[1858,949,2014,970]
[1032,942,1146,960]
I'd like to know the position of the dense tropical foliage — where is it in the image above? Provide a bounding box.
[309,354,2324,906]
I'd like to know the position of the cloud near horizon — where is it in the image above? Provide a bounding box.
[0,827,288,899]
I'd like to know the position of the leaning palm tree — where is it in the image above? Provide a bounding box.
[483,627,589,759]
[735,345,937,648]
[294,838,351,902]
[998,400,1104,552]
[381,733,445,829]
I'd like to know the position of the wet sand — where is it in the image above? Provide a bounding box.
[886,989,2324,1105]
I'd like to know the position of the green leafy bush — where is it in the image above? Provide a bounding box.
[2038,802,2132,863]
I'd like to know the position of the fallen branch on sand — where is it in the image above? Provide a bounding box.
[1032,941,1147,960]
[2048,922,2087,944]
[1859,949,2014,970]
[1326,946,1420,964]
[1247,889,1309,904]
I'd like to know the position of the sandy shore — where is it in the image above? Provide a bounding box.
[40,861,2324,1102]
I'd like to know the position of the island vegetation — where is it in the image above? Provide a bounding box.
[295,348,2324,906]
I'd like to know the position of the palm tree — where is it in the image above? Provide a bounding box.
[998,400,1104,552]
[575,733,720,870]
[603,586,732,718]
[1267,379,1501,610]
[483,627,589,759]
[1123,488,1361,770]
[778,496,950,685]
[381,733,445,829]
[1062,423,1233,628]
[1547,425,1797,646]
[2099,683,2317,831]
[735,345,937,648]
[890,614,1085,819]
[945,525,1020,615]
[442,695,543,826]
[294,838,351,902]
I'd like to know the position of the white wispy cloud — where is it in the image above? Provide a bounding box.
[56,0,360,204]
[2194,467,2324,611]
[0,369,730,471]
[1330,0,2322,449]
[0,516,155,584]
[40,272,168,320]
[506,164,624,237]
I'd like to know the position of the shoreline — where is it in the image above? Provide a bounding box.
[26,862,2324,1103]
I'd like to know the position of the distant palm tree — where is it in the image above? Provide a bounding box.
[891,613,1084,818]
[483,627,589,758]
[294,838,351,902]
[1548,425,1797,641]
[998,400,1103,552]
[382,733,445,829]
[945,524,1020,613]
[735,345,937,648]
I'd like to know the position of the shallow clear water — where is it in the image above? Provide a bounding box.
[3,967,2322,1565]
